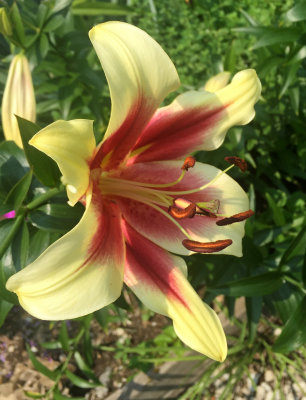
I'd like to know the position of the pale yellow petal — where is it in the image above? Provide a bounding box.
[124,224,227,361]
[131,69,261,162]
[89,21,180,142]
[30,119,96,206]
[6,190,125,320]
[204,71,231,92]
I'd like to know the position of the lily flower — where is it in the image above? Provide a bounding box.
[6,22,261,362]
[1,53,36,148]
[204,71,231,92]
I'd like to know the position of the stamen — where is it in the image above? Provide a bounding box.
[216,209,254,226]
[196,208,218,218]
[196,199,220,217]
[162,164,235,196]
[181,156,196,171]
[224,156,247,172]
[104,170,186,189]
[168,203,196,219]
[182,239,233,253]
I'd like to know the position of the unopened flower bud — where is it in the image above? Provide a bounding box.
[1,54,36,148]
[0,8,12,36]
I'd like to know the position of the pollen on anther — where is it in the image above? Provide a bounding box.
[216,209,254,226]
[225,156,247,172]
[182,239,233,253]
[169,203,196,219]
[181,156,196,171]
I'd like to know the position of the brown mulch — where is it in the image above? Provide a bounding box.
[0,302,169,399]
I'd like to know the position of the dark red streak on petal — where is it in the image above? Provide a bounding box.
[130,105,226,164]
[91,96,155,171]
[216,209,254,226]
[77,195,123,271]
[124,222,190,310]
[182,239,232,253]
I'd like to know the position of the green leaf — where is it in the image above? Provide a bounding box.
[5,170,32,211]
[59,321,70,351]
[285,3,306,22]
[279,63,300,98]
[23,391,45,399]
[288,87,299,115]
[65,370,101,389]
[17,116,61,187]
[43,15,65,32]
[53,388,84,400]
[302,250,306,287]
[209,271,283,297]
[279,225,306,268]
[0,141,28,196]
[74,351,99,382]
[245,296,262,342]
[39,34,49,58]
[10,2,26,46]
[265,283,304,323]
[72,1,133,16]
[26,344,58,380]
[287,46,306,65]
[52,0,73,14]
[223,42,236,73]
[11,220,29,271]
[29,203,83,232]
[265,192,286,226]
[273,296,306,353]
[252,28,300,49]
[239,9,258,26]
[0,299,13,327]
[0,241,19,304]
[27,230,51,263]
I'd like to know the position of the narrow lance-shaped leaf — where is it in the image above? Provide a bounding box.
[245,296,262,342]
[209,271,283,297]
[273,296,306,353]
[279,225,306,267]
[9,2,26,46]
[284,3,306,22]
[26,344,58,380]
[72,1,133,16]
[5,170,32,211]
[17,116,61,187]
[0,299,14,328]
[12,220,29,272]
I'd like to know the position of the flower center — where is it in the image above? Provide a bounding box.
[97,156,253,253]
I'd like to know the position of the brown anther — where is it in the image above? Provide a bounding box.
[181,156,196,171]
[216,209,254,226]
[225,156,247,172]
[182,239,233,253]
[169,203,196,219]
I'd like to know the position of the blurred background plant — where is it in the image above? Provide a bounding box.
[0,0,305,399]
